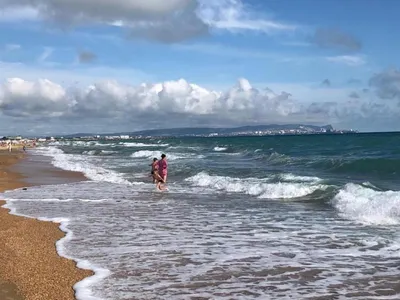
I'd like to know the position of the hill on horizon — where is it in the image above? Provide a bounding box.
[62,124,334,137]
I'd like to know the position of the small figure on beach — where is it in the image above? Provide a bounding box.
[8,142,12,152]
[23,145,26,152]
[156,154,168,191]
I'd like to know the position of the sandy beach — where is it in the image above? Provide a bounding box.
[0,150,94,300]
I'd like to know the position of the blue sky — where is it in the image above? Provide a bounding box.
[0,0,399,135]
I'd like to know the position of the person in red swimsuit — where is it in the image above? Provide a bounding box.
[156,153,168,190]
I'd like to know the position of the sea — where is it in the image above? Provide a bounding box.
[2,133,400,300]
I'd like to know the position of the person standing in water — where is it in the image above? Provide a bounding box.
[150,157,163,184]
[157,153,168,190]
[150,158,158,183]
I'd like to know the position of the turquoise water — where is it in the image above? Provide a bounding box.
[3,133,400,299]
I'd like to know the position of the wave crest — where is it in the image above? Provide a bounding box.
[332,183,400,225]
[185,172,326,199]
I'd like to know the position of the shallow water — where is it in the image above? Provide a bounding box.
[3,133,400,299]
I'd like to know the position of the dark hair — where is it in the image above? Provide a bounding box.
[161,153,166,158]
[153,158,158,162]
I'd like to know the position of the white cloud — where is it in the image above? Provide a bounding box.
[0,0,191,22]
[0,6,39,22]
[0,77,298,124]
[326,55,366,67]
[0,0,207,42]
[198,0,296,33]
[0,0,296,42]
[0,76,398,134]
[0,78,69,117]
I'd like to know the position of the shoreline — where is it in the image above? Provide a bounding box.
[0,150,94,300]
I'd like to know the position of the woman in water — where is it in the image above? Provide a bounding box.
[156,154,168,191]
[150,158,161,183]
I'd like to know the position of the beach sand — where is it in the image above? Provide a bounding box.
[0,151,94,300]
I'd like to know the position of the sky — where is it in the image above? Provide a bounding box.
[0,0,400,135]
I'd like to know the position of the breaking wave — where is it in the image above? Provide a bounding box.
[185,172,327,199]
[213,147,227,152]
[34,147,131,185]
[119,142,169,147]
[332,183,400,225]
[130,150,203,160]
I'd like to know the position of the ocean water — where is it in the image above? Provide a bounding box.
[3,133,400,299]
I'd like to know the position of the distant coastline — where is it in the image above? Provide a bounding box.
[54,124,358,140]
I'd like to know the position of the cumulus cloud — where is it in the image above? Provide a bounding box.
[1,75,398,134]
[0,77,301,128]
[311,28,361,51]
[0,6,38,22]
[0,0,208,42]
[78,51,97,63]
[0,78,69,117]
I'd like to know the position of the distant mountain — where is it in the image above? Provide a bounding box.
[127,124,334,136]
[61,124,335,138]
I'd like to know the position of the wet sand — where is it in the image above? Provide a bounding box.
[0,151,93,300]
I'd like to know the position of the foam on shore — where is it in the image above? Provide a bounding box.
[3,201,109,299]
[0,151,100,300]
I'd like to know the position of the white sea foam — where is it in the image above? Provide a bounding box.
[34,147,131,185]
[100,150,118,155]
[168,146,203,151]
[3,198,74,202]
[3,179,400,299]
[83,150,97,155]
[92,142,115,147]
[42,217,110,300]
[279,173,322,183]
[213,146,227,151]
[1,201,110,300]
[332,183,400,225]
[48,141,70,146]
[8,140,400,299]
[49,141,116,148]
[265,151,290,163]
[186,172,326,199]
[120,142,169,147]
[130,150,197,160]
